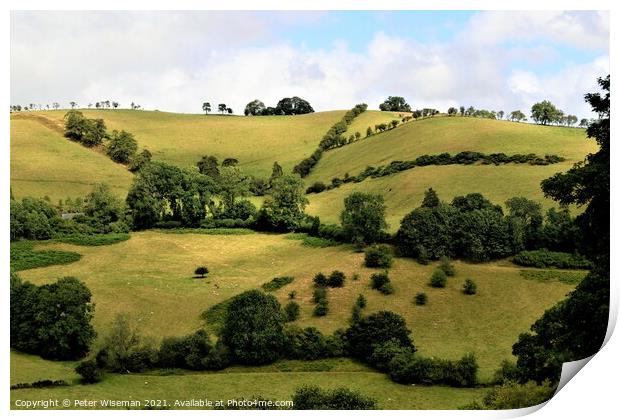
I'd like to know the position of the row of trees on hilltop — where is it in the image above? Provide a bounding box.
[244,97,314,116]
[10,101,142,112]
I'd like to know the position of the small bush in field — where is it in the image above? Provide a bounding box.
[439,256,455,276]
[414,293,428,306]
[430,269,447,288]
[463,279,477,295]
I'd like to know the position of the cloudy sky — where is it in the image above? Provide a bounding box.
[10,11,609,117]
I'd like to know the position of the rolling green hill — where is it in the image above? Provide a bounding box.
[10,115,134,201]
[28,109,347,178]
[305,117,595,228]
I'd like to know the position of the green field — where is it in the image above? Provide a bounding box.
[305,117,594,227]
[16,232,575,382]
[10,115,134,201]
[26,109,348,177]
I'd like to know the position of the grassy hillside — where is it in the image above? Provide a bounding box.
[306,117,595,227]
[30,109,347,178]
[17,231,576,381]
[342,109,409,138]
[10,115,133,201]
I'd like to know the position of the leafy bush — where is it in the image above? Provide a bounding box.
[312,287,327,303]
[222,290,286,365]
[463,279,477,295]
[345,311,414,362]
[414,293,428,306]
[327,270,346,287]
[370,272,390,290]
[292,385,377,410]
[466,380,555,409]
[306,181,327,194]
[439,256,455,276]
[284,301,300,322]
[284,326,336,360]
[364,245,393,268]
[75,359,103,384]
[313,273,328,287]
[369,339,414,371]
[430,269,447,288]
[262,276,294,291]
[512,250,592,269]
[355,294,367,309]
[313,299,329,317]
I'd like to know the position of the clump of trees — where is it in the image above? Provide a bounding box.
[64,110,107,147]
[379,96,411,112]
[340,192,388,246]
[106,130,138,164]
[370,272,394,294]
[395,190,581,263]
[244,97,314,116]
[530,100,578,126]
[364,244,393,268]
[10,273,96,360]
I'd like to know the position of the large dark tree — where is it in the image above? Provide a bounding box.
[222,290,286,365]
[340,192,388,245]
[345,311,414,362]
[244,99,266,116]
[513,75,610,383]
[275,96,314,115]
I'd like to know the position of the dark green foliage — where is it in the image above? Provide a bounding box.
[313,273,327,287]
[430,269,447,288]
[221,199,257,221]
[313,301,329,317]
[312,287,327,303]
[396,204,459,260]
[463,279,477,295]
[340,192,388,245]
[10,241,81,272]
[421,187,440,208]
[355,294,367,309]
[467,380,555,409]
[56,233,130,246]
[197,155,220,178]
[512,250,591,269]
[414,293,428,306]
[369,339,414,371]
[327,270,346,287]
[129,148,152,172]
[64,110,107,147]
[284,301,300,322]
[106,130,138,164]
[11,380,69,390]
[388,352,478,387]
[256,175,308,232]
[75,359,103,384]
[156,330,229,371]
[283,326,343,360]
[305,181,327,194]
[292,385,377,410]
[82,183,130,234]
[10,275,96,360]
[10,197,60,240]
[222,290,286,365]
[194,266,209,278]
[370,272,390,291]
[275,96,314,115]
[345,311,414,362]
[439,256,455,276]
[262,276,294,291]
[312,152,565,194]
[512,268,609,384]
[379,96,411,112]
[288,290,297,299]
[96,314,155,373]
[492,359,521,385]
[364,244,393,268]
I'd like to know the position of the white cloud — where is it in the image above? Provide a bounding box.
[10,11,610,118]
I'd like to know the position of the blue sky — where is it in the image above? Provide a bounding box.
[11,11,609,117]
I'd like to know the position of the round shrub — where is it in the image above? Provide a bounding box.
[429,269,447,288]
[345,311,414,362]
[312,287,327,303]
[313,299,329,317]
[364,245,393,268]
[327,270,346,287]
[370,272,390,290]
[439,256,455,276]
[379,282,394,295]
[75,359,102,384]
[463,279,477,295]
[222,290,286,365]
[284,301,300,322]
[414,293,428,306]
[313,273,328,287]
